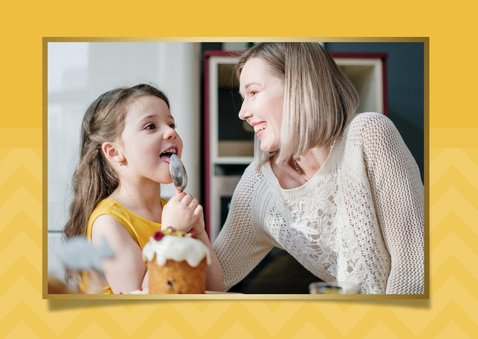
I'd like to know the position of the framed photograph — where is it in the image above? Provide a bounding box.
[45,39,427,298]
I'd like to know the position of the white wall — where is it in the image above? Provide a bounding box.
[47,42,201,248]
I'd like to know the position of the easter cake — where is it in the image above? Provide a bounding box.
[143,228,210,294]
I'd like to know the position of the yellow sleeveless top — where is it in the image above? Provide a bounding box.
[83,198,166,294]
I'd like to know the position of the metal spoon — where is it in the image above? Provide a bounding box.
[169,154,188,192]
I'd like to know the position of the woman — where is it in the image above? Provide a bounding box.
[212,43,424,294]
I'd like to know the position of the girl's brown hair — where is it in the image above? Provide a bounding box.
[63,84,169,238]
[236,43,359,164]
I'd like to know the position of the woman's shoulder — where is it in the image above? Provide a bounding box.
[231,160,275,197]
[349,112,392,129]
[345,112,397,142]
[241,160,266,179]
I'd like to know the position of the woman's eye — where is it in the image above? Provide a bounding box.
[144,123,156,130]
[250,91,258,96]
[169,123,176,129]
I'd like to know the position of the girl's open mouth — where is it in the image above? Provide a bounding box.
[159,147,177,163]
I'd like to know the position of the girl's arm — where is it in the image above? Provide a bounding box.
[162,192,224,291]
[195,230,224,292]
[91,214,146,294]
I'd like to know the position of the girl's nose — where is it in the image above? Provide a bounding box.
[164,126,177,140]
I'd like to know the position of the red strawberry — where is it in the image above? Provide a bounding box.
[153,231,164,241]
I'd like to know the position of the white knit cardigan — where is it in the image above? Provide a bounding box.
[213,112,424,294]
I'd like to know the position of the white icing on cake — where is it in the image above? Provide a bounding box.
[143,235,211,267]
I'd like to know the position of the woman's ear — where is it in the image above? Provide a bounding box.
[102,142,126,165]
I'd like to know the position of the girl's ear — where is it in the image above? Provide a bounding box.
[102,142,126,165]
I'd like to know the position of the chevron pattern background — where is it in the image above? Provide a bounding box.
[1,132,477,338]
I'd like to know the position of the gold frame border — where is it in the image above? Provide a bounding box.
[43,37,429,301]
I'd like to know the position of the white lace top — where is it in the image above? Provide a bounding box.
[213,112,424,294]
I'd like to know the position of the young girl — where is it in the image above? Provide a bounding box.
[64,84,223,294]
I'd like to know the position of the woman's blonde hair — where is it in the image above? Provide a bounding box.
[236,42,359,164]
[63,84,169,239]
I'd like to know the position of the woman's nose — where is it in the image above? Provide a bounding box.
[238,102,252,121]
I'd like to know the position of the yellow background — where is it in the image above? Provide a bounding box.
[1,0,477,337]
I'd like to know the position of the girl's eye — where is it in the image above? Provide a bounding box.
[169,123,176,129]
[250,91,258,96]
[144,123,156,130]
